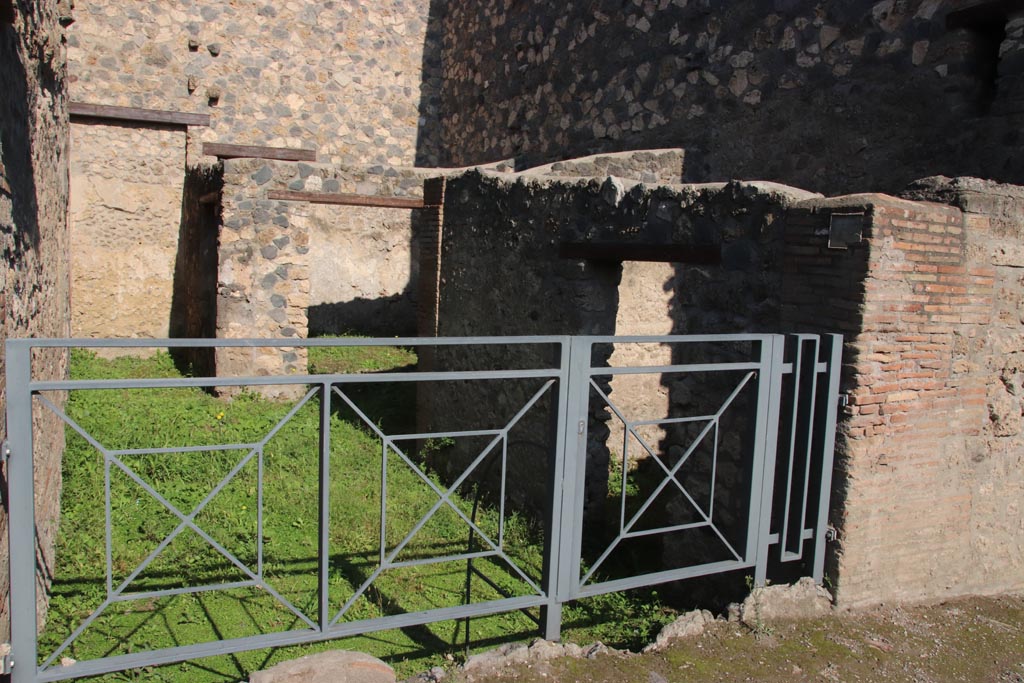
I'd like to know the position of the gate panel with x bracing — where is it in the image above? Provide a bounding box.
[4,334,840,683]
[553,335,841,612]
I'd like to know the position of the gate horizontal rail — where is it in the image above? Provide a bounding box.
[5,334,841,683]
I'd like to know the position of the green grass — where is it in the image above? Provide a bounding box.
[41,346,672,682]
[308,340,417,375]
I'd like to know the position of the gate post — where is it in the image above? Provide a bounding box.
[541,336,589,641]
[540,337,575,640]
[6,340,38,683]
[753,336,785,587]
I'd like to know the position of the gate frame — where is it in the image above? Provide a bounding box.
[4,334,841,683]
[556,334,841,605]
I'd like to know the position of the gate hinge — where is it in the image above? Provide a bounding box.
[825,525,838,542]
[0,440,8,465]
[0,642,12,674]
[837,393,850,409]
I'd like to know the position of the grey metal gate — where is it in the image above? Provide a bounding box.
[553,334,841,623]
[4,334,841,683]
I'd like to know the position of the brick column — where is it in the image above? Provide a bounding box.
[782,194,1000,606]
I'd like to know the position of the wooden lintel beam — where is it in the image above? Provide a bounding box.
[559,242,721,264]
[268,190,426,210]
[204,143,317,162]
[70,102,210,127]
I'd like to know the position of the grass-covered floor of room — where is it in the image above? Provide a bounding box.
[40,345,675,682]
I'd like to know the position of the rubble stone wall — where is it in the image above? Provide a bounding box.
[420,170,817,521]
[216,159,432,388]
[65,0,443,347]
[520,148,686,185]
[425,170,1024,606]
[66,0,441,166]
[439,0,1024,194]
[0,0,71,639]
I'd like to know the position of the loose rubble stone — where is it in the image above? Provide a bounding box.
[248,650,395,683]
[643,609,716,652]
[461,639,620,680]
[740,578,833,627]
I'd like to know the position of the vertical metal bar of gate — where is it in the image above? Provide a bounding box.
[753,336,786,587]
[8,340,38,683]
[812,334,843,582]
[559,336,593,619]
[540,337,571,640]
[318,382,332,629]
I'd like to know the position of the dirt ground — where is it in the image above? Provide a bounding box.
[448,593,1024,683]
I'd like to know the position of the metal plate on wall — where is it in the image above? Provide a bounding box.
[828,212,864,250]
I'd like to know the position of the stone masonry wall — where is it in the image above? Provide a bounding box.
[69,121,186,350]
[520,148,686,185]
[439,0,1024,194]
[427,169,1024,605]
[781,187,1024,607]
[420,171,622,518]
[217,159,432,390]
[67,0,440,167]
[0,0,71,639]
[65,0,442,350]
[421,170,818,524]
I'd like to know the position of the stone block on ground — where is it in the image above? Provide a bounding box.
[739,578,833,627]
[248,650,395,683]
[642,609,715,652]
[461,638,617,680]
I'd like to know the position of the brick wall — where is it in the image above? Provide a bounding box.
[416,177,446,340]
[782,191,1023,606]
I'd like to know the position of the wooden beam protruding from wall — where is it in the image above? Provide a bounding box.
[69,102,211,127]
[203,143,317,162]
[268,190,426,210]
